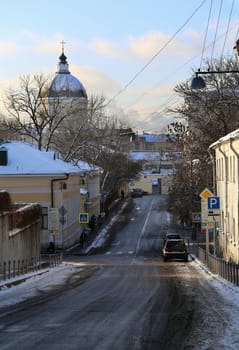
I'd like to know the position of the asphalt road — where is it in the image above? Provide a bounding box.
[0,195,231,349]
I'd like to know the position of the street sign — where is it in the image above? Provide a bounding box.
[192,212,201,223]
[48,208,59,231]
[79,213,89,224]
[208,196,220,209]
[200,188,213,199]
[208,210,220,216]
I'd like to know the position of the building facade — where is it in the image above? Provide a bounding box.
[210,129,239,262]
[0,141,101,250]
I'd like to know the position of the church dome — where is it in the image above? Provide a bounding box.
[48,51,87,99]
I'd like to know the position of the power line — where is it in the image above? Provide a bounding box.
[200,0,213,67]
[123,20,239,128]
[221,0,235,59]
[210,0,223,61]
[105,0,208,107]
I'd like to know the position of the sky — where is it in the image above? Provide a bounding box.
[0,0,239,132]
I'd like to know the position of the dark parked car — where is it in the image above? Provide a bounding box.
[130,188,143,198]
[163,233,182,245]
[162,239,188,262]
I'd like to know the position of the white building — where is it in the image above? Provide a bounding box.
[209,129,239,262]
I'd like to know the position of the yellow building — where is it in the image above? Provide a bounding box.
[0,141,101,250]
[129,150,180,194]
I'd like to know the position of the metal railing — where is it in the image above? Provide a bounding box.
[0,253,62,282]
[196,246,239,286]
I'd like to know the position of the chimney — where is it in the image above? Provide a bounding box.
[0,147,8,166]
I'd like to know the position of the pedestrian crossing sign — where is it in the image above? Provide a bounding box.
[192,212,201,223]
[79,213,89,224]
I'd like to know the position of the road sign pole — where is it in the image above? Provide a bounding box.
[206,227,209,261]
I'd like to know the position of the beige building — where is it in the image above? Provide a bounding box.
[0,191,41,267]
[129,150,180,195]
[0,141,101,250]
[209,129,239,263]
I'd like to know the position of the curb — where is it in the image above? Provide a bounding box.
[0,269,50,290]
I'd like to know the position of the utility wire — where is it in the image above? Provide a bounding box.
[221,0,235,59]
[200,0,213,67]
[123,21,239,128]
[105,0,208,107]
[211,0,223,61]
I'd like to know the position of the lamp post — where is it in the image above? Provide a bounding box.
[191,69,239,89]
[191,40,239,89]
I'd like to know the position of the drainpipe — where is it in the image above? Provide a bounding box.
[229,138,239,263]
[208,147,216,195]
[218,144,228,258]
[51,173,69,208]
[208,147,217,256]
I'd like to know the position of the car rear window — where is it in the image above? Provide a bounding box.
[166,234,181,239]
[166,240,185,249]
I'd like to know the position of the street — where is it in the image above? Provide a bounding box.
[0,195,238,349]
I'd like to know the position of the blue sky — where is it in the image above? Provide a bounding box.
[0,0,239,132]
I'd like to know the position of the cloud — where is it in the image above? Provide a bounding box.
[70,64,121,97]
[88,30,203,62]
[0,41,21,54]
[128,30,204,58]
[88,40,126,59]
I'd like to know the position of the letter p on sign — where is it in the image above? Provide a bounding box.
[208,196,220,209]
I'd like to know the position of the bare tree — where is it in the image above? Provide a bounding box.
[167,56,239,225]
[3,74,78,150]
[2,73,140,197]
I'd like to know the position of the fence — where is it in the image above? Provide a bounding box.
[0,253,62,282]
[196,246,239,286]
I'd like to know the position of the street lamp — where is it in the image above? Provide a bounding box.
[191,40,239,89]
[191,68,239,89]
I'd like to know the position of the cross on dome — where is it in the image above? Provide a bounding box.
[61,40,66,54]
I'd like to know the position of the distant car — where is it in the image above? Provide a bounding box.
[162,239,188,262]
[130,188,143,198]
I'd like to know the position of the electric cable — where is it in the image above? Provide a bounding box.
[210,0,223,62]
[221,0,235,59]
[122,21,239,129]
[200,0,213,68]
[105,0,208,107]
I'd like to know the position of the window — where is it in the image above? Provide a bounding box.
[41,207,48,229]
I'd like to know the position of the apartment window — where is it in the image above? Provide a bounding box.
[230,156,232,181]
[233,218,235,242]
[222,158,224,180]
[233,156,235,182]
[41,207,48,229]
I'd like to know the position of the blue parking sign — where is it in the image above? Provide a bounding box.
[208,197,220,209]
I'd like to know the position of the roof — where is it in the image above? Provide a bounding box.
[0,141,93,176]
[138,133,167,143]
[130,150,182,161]
[142,169,175,176]
[130,151,161,161]
[209,128,239,149]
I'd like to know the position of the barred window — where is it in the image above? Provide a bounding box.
[41,207,48,229]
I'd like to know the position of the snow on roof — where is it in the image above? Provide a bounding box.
[0,141,88,175]
[142,169,175,176]
[210,128,239,149]
[130,151,182,161]
[130,151,161,161]
[138,133,167,143]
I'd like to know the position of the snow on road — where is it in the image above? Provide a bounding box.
[176,259,239,349]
